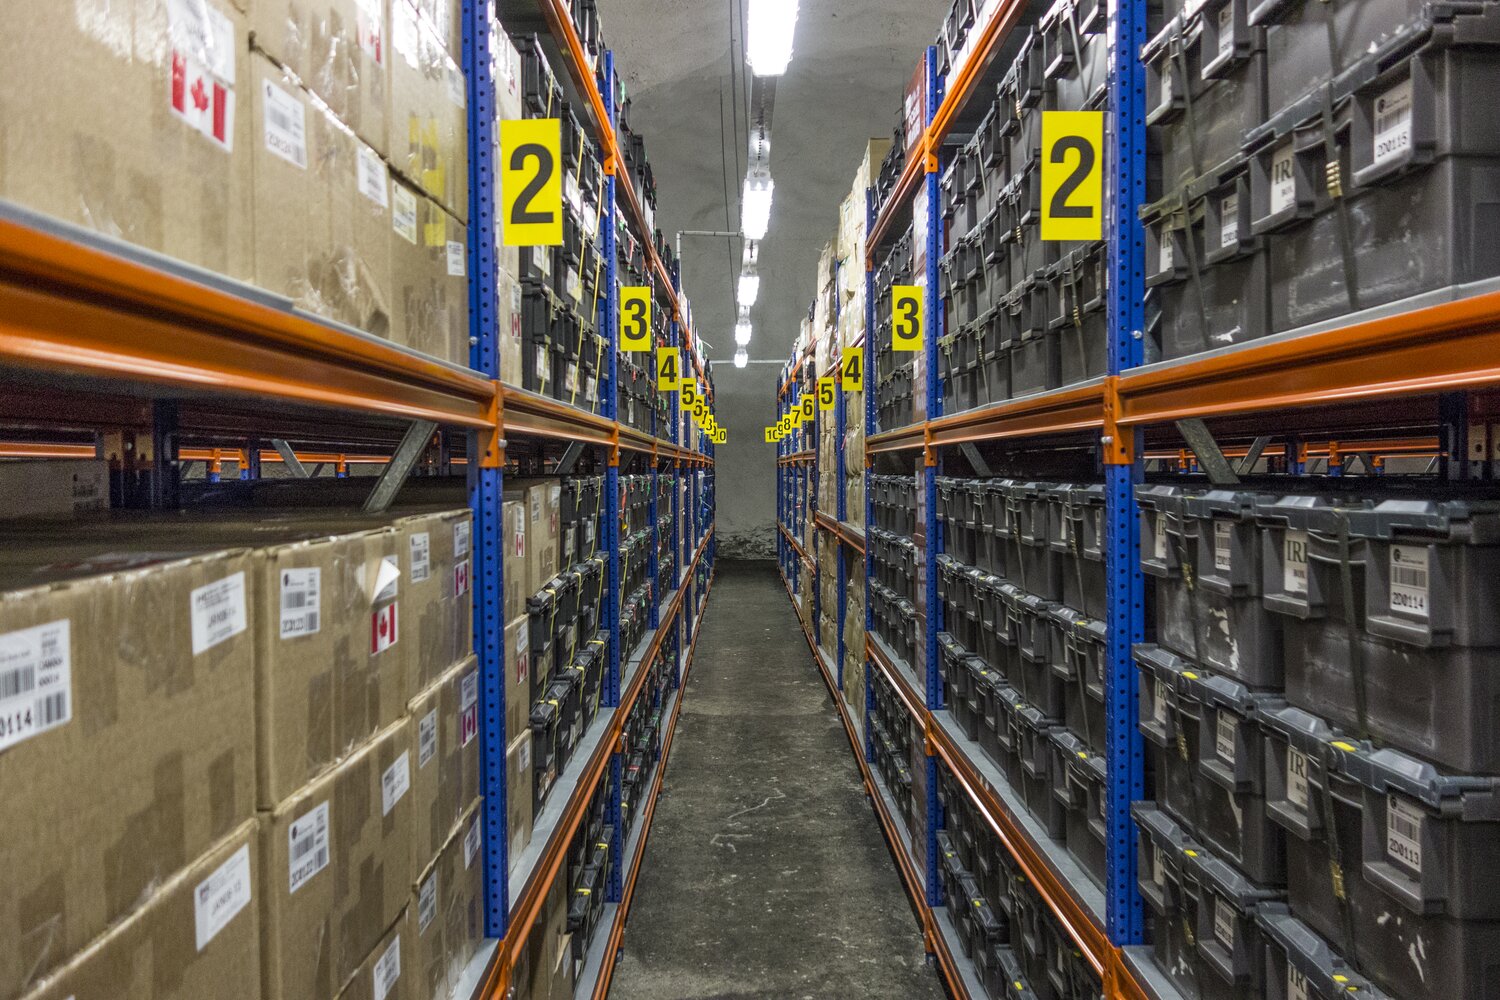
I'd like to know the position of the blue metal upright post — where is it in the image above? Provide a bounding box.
[462,0,508,937]
[921,44,944,910]
[864,186,878,763]
[1105,0,1148,946]
[834,260,847,689]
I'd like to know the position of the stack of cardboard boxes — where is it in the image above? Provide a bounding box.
[0,498,486,1000]
[0,0,474,368]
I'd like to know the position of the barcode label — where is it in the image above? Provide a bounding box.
[1287,748,1310,809]
[454,521,471,559]
[1270,143,1297,215]
[357,145,389,208]
[418,871,438,932]
[287,802,330,893]
[1373,76,1413,168]
[373,933,401,1000]
[1389,545,1429,618]
[1283,529,1309,596]
[1213,894,1236,948]
[447,62,466,109]
[447,240,467,277]
[1219,192,1238,251]
[0,620,72,753]
[410,533,431,584]
[1387,793,1423,873]
[1214,521,1233,572]
[418,709,438,769]
[194,844,252,950]
[1216,5,1235,62]
[191,572,247,654]
[1288,966,1309,1000]
[261,79,307,169]
[464,816,482,869]
[393,185,418,244]
[515,625,530,685]
[382,751,411,816]
[1215,711,1238,765]
[280,568,321,639]
[1153,513,1167,561]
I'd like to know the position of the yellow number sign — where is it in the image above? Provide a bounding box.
[500,119,562,246]
[620,287,652,351]
[818,377,836,411]
[656,347,679,390]
[891,285,923,351]
[1040,111,1103,241]
[680,377,699,411]
[842,347,865,391]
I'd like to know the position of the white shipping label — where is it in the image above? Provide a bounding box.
[1386,793,1424,873]
[1373,76,1414,168]
[454,560,470,597]
[410,533,431,584]
[1283,529,1310,596]
[565,172,582,214]
[566,267,582,303]
[373,933,401,1000]
[370,556,401,604]
[393,185,419,244]
[447,63,467,109]
[357,146,389,208]
[464,817,482,868]
[1214,521,1233,572]
[191,572,248,654]
[1158,60,1174,110]
[261,80,306,169]
[1270,143,1297,215]
[460,670,479,747]
[1213,895,1236,948]
[1288,967,1309,1000]
[1153,513,1168,562]
[1159,236,1174,274]
[418,871,438,932]
[1216,4,1235,62]
[1389,544,1430,618]
[1287,748,1310,809]
[288,802,331,894]
[168,0,237,152]
[194,844,252,951]
[1215,712,1238,765]
[418,709,438,768]
[1152,846,1166,887]
[455,520,471,558]
[0,619,71,754]
[1153,678,1170,726]
[381,751,411,815]
[447,241,467,277]
[515,625,530,685]
[280,568,321,639]
[1219,192,1239,250]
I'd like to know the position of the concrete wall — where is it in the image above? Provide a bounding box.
[599,0,935,558]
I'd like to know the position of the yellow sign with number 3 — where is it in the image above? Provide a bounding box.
[891,285,922,351]
[619,287,652,351]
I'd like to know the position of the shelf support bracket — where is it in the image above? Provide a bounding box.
[271,439,310,479]
[1237,435,1272,475]
[1175,418,1239,485]
[364,419,438,513]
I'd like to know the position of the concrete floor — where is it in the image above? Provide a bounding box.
[609,562,946,1000]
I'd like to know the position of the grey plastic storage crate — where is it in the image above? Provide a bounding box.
[1001,481,1064,600]
[1049,728,1108,889]
[1045,243,1110,387]
[1246,6,1500,336]
[1140,485,1284,687]
[992,947,1041,1000]
[1143,154,1272,361]
[1255,905,1394,1000]
[1049,606,1107,755]
[1259,703,1500,999]
[1049,483,1106,618]
[1136,644,1288,884]
[1143,2,1268,194]
[1133,803,1281,1000]
[1008,586,1065,718]
[1257,494,1500,773]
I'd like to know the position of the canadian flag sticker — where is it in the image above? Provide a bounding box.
[167,0,237,152]
[454,561,471,597]
[371,602,399,654]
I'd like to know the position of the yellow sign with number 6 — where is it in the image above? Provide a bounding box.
[800,393,816,422]
[891,285,923,351]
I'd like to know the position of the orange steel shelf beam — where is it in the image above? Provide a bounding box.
[813,510,866,555]
[777,449,814,465]
[0,216,495,430]
[778,522,809,565]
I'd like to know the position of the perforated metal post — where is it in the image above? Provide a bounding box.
[1105,0,1148,946]
[922,45,944,910]
[462,0,508,938]
[864,186,878,764]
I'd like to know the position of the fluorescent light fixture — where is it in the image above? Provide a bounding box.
[738,270,760,307]
[741,173,774,240]
[747,0,799,76]
[735,319,752,346]
[734,349,748,368]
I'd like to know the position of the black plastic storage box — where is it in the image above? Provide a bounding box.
[1255,904,1395,1000]
[1049,728,1108,889]
[1001,481,1063,600]
[1258,703,1500,999]
[1134,803,1202,999]
[1008,586,1065,718]
[1045,243,1109,387]
[1049,483,1106,618]
[1049,606,1107,755]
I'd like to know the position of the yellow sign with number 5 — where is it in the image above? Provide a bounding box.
[680,377,699,411]
[818,377,836,411]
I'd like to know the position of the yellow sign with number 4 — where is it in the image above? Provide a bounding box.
[656,347,680,391]
[842,347,865,391]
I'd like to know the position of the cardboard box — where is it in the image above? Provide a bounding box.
[249,0,389,156]
[390,0,469,220]
[417,0,463,62]
[397,508,473,692]
[497,270,525,389]
[261,720,413,1000]
[504,614,532,754]
[490,23,522,282]
[505,479,560,596]
[18,820,261,1000]
[410,802,487,1000]
[389,177,470,365]
[0,460,109,522]
[520,876,574,1000]
[502,499,527,623]
[0,543,257,999]
[250,54,393,338]
[407,656,481,874]
[337,910,410,1000]
[506,733,534,866]
[0,0,253,279]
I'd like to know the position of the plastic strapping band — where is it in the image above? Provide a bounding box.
[1318,84,1362,314]
[1336,513,1369,738]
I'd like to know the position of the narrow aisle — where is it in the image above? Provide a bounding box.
[610,562,944,1000]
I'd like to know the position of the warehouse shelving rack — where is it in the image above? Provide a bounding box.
[774,0,1500,996]
[0,2,716,998]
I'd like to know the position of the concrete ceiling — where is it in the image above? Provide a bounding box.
[598,0,937,557]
